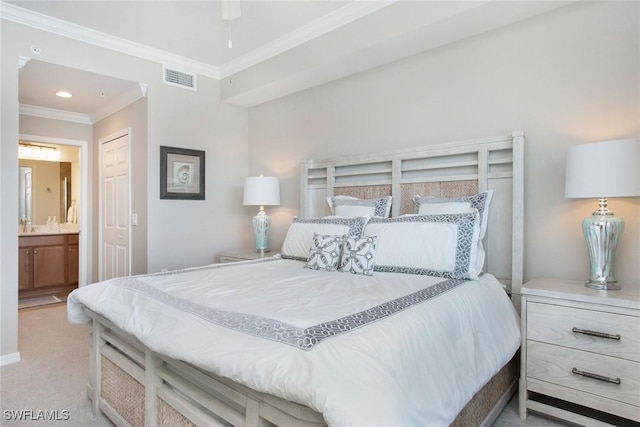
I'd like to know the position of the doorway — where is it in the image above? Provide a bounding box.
[18,134,90,288]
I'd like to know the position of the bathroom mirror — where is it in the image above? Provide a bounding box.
[18,166,32,221]
[18,143,80,225]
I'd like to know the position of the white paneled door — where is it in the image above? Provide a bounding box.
[100,131,130,280]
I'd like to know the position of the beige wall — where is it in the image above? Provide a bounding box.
[248,1,640,285]
[1,21,249,359]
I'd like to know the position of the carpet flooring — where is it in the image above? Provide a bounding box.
[1,304,573,427]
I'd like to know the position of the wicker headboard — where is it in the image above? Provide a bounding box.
[300,131,524,299]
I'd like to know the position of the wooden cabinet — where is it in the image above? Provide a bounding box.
[19,233,79,299]
[519,279,640,425]
[67,233,79,286]
[18,247,31,290]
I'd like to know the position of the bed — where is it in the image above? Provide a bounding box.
[68,131,525,427]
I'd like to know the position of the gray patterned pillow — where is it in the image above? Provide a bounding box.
[305,233,345,271]
[340,236,378,276]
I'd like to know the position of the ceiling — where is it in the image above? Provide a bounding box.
[19,60,144,124]
[10,0,353,67]
[6,0,576,114]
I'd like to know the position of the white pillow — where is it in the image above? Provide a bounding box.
[281,217,367,261]
[364,212,482,279]
[413,190,493,239]
[326,195,392,218]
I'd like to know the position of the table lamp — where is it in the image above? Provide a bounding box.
[565,139,640,290]
[243,175,280,253]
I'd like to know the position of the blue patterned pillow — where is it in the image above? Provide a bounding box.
[305,233,345,271]
[340,236,378,276]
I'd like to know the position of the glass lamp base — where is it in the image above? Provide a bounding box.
[582,212,624,291]
[252,210,271,253]
[585,280,621,291]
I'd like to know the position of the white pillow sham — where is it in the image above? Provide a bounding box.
[413,190,493,239]
[281,217,367,261]
[364,212,482,279]
[326,195,392,218]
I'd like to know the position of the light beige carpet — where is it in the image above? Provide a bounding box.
[1,304,572,427]
[1,305,112,426]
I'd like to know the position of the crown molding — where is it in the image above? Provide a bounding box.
[219,0,396,78]
[20,83,147,124]
[20,104,92,124]
[1,2,221,79]
[18,56,31,68]
[2,0,394,81]
[91,83,147,123]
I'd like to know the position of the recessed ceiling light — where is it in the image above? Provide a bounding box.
[56,91,72,98]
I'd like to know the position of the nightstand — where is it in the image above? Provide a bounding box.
[519,279,640,426]
[218,249,276,263]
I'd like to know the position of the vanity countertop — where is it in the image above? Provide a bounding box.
[19,226,80,237]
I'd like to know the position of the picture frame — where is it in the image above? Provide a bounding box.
[160,146,205,200]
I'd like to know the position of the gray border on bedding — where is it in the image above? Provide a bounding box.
[117,276,468,351]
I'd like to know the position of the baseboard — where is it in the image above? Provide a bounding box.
[0,352,21,366]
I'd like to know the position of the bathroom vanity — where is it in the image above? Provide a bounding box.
[19,231,79,299]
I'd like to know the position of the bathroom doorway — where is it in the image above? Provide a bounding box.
[18,134,90,288]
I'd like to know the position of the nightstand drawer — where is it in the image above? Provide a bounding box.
[527,301,640,362]
[527,341,640,407]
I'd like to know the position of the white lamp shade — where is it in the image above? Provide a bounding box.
[243,176,280,206]
[565,139,640,198]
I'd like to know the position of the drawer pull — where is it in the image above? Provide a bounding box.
[572,327,621,341]
[571,368,621,385]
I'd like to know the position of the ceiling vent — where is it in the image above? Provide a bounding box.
[163,66,196,91]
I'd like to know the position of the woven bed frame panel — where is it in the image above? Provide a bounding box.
[333,184,392,201]
[101,355,145,427]
[157,398,196,427]
[400,180,479,215]
[329,180,480,217]
[99,346,517,427]
[451,353,518,426]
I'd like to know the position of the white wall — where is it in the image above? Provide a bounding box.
[248,1,640,285]
[1,21,249,359]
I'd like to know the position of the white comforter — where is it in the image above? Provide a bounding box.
[68,257,520,427]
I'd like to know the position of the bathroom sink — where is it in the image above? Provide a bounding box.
[18,225,80,236]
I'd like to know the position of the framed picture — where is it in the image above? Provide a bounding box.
[160,146,205,200]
